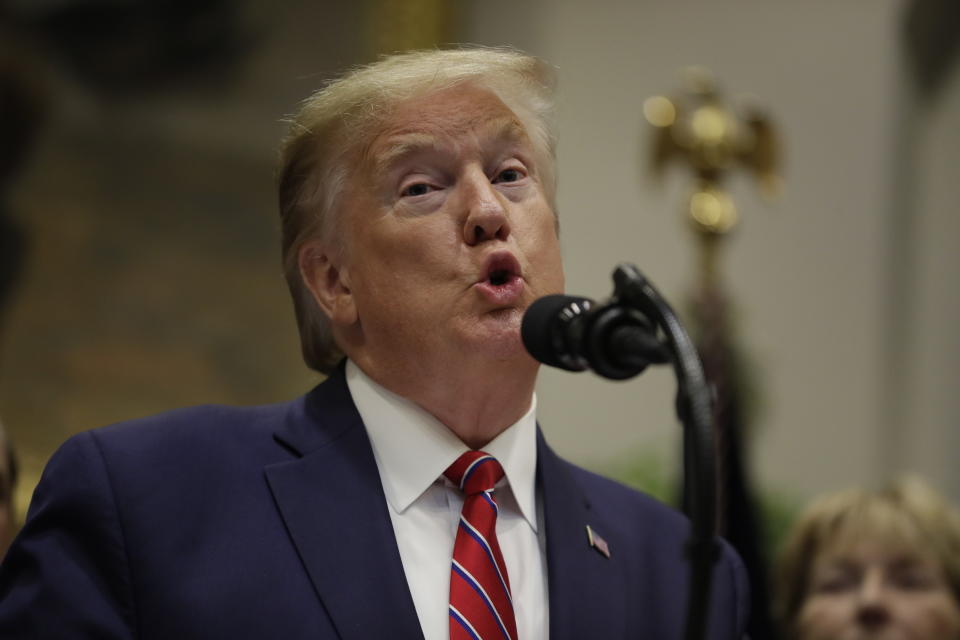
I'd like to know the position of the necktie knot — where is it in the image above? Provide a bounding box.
[444,451,505,496]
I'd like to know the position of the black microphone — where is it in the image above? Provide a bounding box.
[521,294,669,380]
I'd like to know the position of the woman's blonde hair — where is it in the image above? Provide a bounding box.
[277,47,557,373]
[775,476,960,636]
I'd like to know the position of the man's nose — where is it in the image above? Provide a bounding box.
[461,171,510,246]
[855,572,891,630]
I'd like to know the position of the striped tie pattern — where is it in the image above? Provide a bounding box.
[445,451,518,640]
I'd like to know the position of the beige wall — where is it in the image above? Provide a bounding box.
[467,0,959,502]
[898,59,960,499]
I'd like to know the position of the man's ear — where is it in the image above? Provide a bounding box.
[299,240,357,326]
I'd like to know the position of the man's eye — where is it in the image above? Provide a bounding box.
[401,183,432,197]
[493,168,524,183]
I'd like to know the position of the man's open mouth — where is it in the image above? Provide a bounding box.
[481,253,522,287]
[489,269,511,286]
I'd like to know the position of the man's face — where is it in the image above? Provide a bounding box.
[796,540,960,640]
[329,84,564,371]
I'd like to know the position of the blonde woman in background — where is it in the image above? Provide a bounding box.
[776,476,960,639]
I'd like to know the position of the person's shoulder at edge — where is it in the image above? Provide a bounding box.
[22,397,305,509]
[100,398,292,438]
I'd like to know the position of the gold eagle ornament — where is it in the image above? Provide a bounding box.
[644,66,781,238]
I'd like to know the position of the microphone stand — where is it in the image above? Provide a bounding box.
[606,263,719,640]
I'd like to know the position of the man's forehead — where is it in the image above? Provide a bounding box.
[368,114,530,171]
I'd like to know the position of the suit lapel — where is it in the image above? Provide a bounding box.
[265,368,424,640]
[538,430,628,640]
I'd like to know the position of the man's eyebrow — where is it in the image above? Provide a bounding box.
[370,132,442,174]
[484,116,531,147]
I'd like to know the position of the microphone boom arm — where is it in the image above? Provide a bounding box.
[610,263,718,640]
[521,263,720,638]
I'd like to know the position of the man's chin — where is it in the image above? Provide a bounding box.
[462,315,529,361]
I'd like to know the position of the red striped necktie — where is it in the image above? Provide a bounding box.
[444,451,519,640]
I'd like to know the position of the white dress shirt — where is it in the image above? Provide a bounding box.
[346,360,549,640]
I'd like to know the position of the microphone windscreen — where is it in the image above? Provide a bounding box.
[521,294,591,369]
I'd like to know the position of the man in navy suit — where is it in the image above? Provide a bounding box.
[0,48,749,638]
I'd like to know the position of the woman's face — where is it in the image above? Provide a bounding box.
[795,540,960,640]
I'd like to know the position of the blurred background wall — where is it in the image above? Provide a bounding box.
[0,0,957,536]
[466,0,960,506]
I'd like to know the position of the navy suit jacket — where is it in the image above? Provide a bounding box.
[0,367,749,638]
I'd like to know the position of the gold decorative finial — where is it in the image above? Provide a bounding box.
[644,67,781,242]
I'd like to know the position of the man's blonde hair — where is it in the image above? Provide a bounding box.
[774,476,960,637]
[278,47,558,373]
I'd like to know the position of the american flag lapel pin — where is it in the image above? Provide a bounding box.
[585,524,611,559]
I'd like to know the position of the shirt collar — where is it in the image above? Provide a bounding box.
[345,360,539,532]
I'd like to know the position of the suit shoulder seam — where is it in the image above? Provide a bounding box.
[85,430,142,639]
